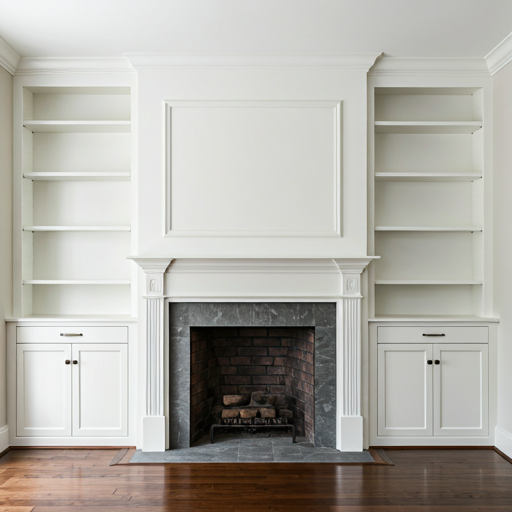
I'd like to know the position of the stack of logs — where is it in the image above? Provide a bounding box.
[221,392,292,425]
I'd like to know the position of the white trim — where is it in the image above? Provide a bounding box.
[369,57,489,76]
[126,53,381,70]
[0,37,20,75]
[485,31,512,76]
[164,100,343,239]
[495,426,512,459]
[15,57,135,75]
[167,259,340,275]
[0,425,9,453]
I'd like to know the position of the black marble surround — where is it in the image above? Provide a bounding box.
[168,303,337,449]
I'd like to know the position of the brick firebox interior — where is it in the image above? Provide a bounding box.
[190,327,315,445]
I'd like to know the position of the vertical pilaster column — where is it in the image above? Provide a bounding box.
[130,258,173,452]
[334,258,372,451]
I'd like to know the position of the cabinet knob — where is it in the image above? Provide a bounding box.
[65,360,71,365]
[72,360,78,365]
[435,360,440,365]
[427,360,433,365]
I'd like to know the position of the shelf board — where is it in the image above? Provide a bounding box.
[24,172,131,181]
[23,226,131,232]
[23,120,131,133]
[375,280,483,285]
[23,280,131,285]
[375,226,482,232]
[375,121,482,134]
[375,172,482,182]
[6,314,137,323]
[369,315,500,323]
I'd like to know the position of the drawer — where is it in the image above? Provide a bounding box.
[17,326,128,344]
[378,326,488,344]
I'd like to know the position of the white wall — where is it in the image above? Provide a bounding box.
[0,65,13,451]
[493,60,512,458]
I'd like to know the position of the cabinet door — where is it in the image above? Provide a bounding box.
[433,343,488,436]
[17,344,72,436]
[72,344,127,437]
[378,344,433,436]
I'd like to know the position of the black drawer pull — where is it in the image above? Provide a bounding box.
[60,333,83,337]
[422,333,445,337]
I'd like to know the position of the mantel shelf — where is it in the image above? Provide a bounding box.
[23,280,131,285]
[375,226,482,232]
[24,172,131,181]
[375,280,483,285]
[375,121,482,134]
[23,120,131,133]
[23,226,131,232]
[375,172,482,182]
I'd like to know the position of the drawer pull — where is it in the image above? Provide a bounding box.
[427,360,433,365]
[422,333,445,337]
[60,333,83,337]
[65,360,71,365]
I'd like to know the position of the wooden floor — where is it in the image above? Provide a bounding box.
[0,448,511,511]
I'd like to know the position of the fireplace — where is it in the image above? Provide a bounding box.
[190,326,315,445]
[169,303,336,449]
[132,256,373,453]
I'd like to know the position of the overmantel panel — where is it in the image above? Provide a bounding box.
[136,67,369,258]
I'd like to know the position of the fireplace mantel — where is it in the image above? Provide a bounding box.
[130,257,377,452]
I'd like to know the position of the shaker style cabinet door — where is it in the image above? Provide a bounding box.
[378,343,433,436]
[71,344,128,437]
[17,344,72,437]
[433,343,488,436]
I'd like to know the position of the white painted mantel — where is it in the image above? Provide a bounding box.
[130,256,376,452]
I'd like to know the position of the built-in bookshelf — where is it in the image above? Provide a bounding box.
[17,86,133,317]
[371,86,487,318]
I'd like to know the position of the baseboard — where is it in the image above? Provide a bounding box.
[495,426,512,460]
[0,425,8,454]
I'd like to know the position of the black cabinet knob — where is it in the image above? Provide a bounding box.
[435,360,440,365]
[72,360,78,365]
[65,360,71,365]
[427,360,433,365]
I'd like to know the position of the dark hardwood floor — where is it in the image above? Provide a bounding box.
[0,448,511,511]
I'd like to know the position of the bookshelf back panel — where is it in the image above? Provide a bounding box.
[375,182,475,227]
[375,285,476,316]
[32,284,131,315]
[33,181,130,225]
[33,133,130,173]
[375,231,479,281]
[375,134,474,173]
[31,93,130,121]
[31,232,131,280]
[375,94,478,122]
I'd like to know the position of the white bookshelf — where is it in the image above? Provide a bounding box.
[371,86,487,318]
[17,85,134,317]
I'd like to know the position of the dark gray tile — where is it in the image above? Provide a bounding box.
[314,302,337,327]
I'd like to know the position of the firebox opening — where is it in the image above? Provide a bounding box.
[190,326,315,445]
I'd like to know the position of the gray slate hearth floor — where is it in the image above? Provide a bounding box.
[130,434,375,463]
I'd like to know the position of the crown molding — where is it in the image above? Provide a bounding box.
[15,57,135,75]
[125,53,382,70]
[486,31,512,76]
[0,37,21,75]
[369,56,489,76]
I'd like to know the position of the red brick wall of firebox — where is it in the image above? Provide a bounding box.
[190,327,315,445]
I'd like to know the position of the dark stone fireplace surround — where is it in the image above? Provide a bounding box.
[169,302,337,449]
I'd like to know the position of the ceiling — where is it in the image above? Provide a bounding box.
[1,0,512,59]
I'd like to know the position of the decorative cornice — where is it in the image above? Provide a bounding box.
[485,31,512,76]
[334,257,379,274]
[129,258,174,274]
[15,57,135,75]
[0,36,20,75]
[369,56,489,76]
[126,53,382,71]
